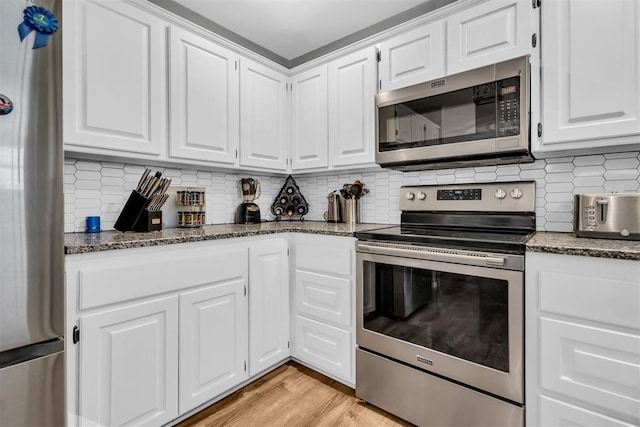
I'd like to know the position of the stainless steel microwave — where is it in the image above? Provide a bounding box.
[375,55,532,171]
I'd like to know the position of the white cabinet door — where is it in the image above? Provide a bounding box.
[447,0,532,75]
[294,315,352,382]
[179,279,248,413]
[525,252,640,427]
[79,296,179,427]
[248,239,290,376]
[378,20,445,91]
[328,47,377,168]
[63,0,165,157]
[169,26,239,165]
[239,58,288,171]
[291,66,329,171]
[539,0,640,152]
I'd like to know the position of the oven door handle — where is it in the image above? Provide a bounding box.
[357,243,506,267]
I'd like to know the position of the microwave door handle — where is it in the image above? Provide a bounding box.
[596,198,609,222]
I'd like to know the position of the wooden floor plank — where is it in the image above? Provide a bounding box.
[177,362,413,427]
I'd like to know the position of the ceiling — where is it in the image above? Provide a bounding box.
[148,0,456,68]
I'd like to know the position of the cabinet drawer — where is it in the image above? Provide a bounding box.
[295,241,352,276]
[540,318,640,423]
[538,266,640,330]
[294,315,352,381]
[539,395,635,427]
[296,270,351,327]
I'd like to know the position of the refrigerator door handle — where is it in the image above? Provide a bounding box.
[0,338,64,370]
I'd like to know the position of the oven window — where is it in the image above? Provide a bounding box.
[362,261,509,372]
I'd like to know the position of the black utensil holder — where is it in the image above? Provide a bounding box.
[114,190,152,232]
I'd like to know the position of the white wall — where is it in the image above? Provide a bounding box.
[64,151,640,233]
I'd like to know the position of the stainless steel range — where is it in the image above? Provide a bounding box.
[355,181,536,427]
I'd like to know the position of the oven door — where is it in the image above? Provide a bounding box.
[356,246,523,404]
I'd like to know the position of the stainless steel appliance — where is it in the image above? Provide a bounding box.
[324,191,343,223]
[376,56,532,171]
[355,181,536,427]
[235,177,261,224]
[574,193,640,240]
[0,0,64,425]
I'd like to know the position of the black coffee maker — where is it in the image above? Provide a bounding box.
[235,177,261,224]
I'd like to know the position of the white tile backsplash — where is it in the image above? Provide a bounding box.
[64,150,640,233]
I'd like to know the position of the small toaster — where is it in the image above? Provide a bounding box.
[574,193,640,240]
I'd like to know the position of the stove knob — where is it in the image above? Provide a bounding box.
[510,188,523,199]
[417,192,426,200]
[406,192,415,200]
[494,188,507,200]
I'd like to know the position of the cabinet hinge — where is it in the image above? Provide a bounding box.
[244,360,247,372]
[287,341,290,349]
[537,122,542,137]
[531,33,537,48]
[287,248,290,256]
[235,60,238,71]
[379,80,382,91]
[72,326,80,344]
[244,285,247,296]
[376,49,381,62]
[532,0,541,9]
[235,149,238,159]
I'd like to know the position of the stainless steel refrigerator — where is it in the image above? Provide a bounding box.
[0,0,65,425]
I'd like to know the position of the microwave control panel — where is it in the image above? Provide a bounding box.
[497,76,520,137]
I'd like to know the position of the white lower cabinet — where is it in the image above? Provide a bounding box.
[179,280,248,413]
[525,252,640,427]
[248,239,290,376]
[291,234,356,385]
[66,242,249,426]
[79,296,179,427]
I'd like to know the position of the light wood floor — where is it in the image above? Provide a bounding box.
[177,361,413,427]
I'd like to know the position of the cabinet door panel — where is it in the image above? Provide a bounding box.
[541,0,640,146]
[179,279,248,413]
[539,395,636,427]
[447,0,531,74]
[249,240,290,375]
[239,59,288,170]
[540,318,640,424]
[169,27,239,164]
[63,0,164,155]
[79,296,178,426]
[296,270,351,328]
[291,66,329,171]
[294,315,352,382]
[379,21,445,91]
[328,48,377,167]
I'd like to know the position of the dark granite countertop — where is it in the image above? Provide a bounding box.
[65,221,393,255]
[526,232,640,261]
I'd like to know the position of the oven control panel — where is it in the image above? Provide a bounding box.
[400,181,535,212]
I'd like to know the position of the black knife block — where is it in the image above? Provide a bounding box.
[114,190,162,232]
[133,210,162,232]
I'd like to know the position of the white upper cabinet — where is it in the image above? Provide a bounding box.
[537,0,640,154]
[168,26,239,165]
[378,20,445,92]
[290,66,329,171]
[328,47,377,168]
[63,0,166,157]
[239,58,289,171]
[447,0,532,75]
